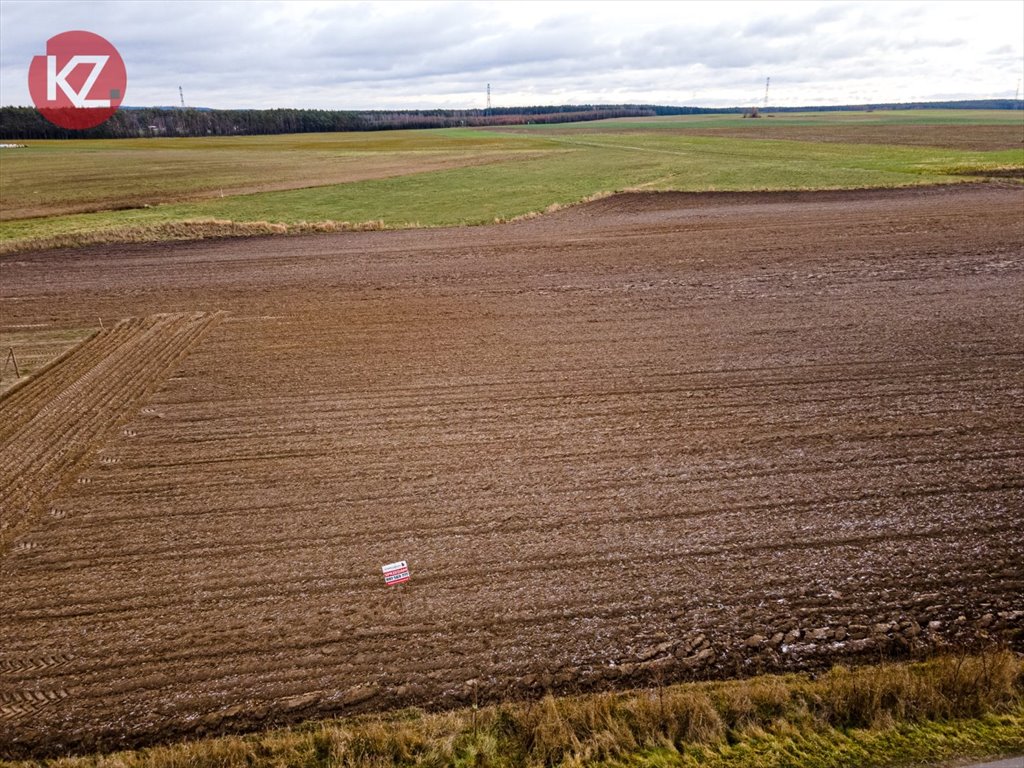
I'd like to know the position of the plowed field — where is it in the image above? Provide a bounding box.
[1,184,1022,756]
[544,122,1024,151]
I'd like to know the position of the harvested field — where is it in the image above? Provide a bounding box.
[0,184,1022,757]
[0,326,94,395]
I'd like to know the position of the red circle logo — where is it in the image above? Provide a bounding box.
[28,31,127,130]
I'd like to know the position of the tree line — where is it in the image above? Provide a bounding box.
[0,100,1019,140]
[0,105,661,139]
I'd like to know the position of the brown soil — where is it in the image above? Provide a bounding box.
[686,123,1024,151]
[0,327,95,395]
[686,123,1024,150]
[1,184,1022,757]
[0,313,221,552]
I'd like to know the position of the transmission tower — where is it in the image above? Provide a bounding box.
[764,77,770,109]
[179,86,185,109]
[486,83,491,112]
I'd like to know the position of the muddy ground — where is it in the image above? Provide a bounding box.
[1,184,1022,756]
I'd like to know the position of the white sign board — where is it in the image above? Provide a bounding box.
[382,560,410,586]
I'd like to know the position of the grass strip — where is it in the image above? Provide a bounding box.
[2,129,1020,254]
[4,650,1021,768]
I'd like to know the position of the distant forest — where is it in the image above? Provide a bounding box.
[1,100,1020,140]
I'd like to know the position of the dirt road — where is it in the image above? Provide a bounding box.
[1,184,1022,756]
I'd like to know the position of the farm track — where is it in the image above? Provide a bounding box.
[0,184,1022,756]
[0,313,222,553]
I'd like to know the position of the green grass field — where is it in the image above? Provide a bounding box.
[1,110,1021,252]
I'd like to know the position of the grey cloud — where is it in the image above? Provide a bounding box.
[743,2,856,39]
[1,0,1019,109]
[304,3,481,59]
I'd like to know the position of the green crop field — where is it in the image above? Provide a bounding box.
[1,110,1021,253]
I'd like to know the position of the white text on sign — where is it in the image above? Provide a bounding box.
[382,560,410,586]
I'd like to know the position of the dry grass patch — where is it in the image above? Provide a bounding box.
[10,650,1022,768]
[0,218,394,254]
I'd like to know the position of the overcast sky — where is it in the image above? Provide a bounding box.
[1,0,1022,110]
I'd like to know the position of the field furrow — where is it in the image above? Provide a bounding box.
[0,313,222,552]
[1,184,1022,756]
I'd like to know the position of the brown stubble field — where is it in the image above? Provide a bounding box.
[521,110,1024,152]
[1,184,1022,756]
[540,121,1024,151]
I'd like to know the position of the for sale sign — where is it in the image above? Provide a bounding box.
[382,560,410,586]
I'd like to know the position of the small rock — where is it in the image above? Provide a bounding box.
[282,692,320,711]
[769,632,785,647]
[928,620,942,631]
[554,668,577,684]
[639,656,674,672]
[978,614,994,628]
[694,647,714,663]
[745,634,765,648]
[834,627,848,642]
[846,638,875,652]
[681,648,715,668]
[395,683,426,699]
[339,684,377,706]
[783,629,801,644]
[638,640,675,661]
[689,633,708,651]
[807,627,830,641]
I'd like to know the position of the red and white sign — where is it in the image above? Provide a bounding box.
[382,560,410,586]
[28,30,127,130]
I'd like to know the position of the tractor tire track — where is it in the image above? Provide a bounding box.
[0,313,222,553]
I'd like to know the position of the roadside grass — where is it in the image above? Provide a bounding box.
[1,112,1021,253]
[7,651,1022,768]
